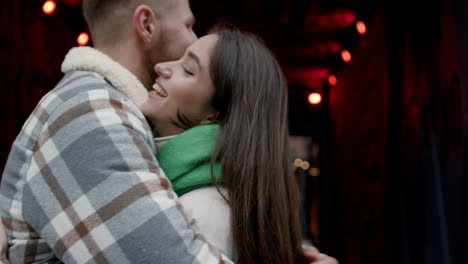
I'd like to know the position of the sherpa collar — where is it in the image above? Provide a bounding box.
[61,46,148,106]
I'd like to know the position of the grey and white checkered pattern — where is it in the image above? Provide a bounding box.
[1,70,230,264]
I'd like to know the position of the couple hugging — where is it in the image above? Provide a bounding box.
[0,0,338,263]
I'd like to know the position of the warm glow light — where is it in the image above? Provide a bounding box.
[294,158,303,167]
[42,1,56,15]
[309,168,320,177]
[328,74,338,86]
[301,161,310,170]
[356,21,367,35]
[308,93,322,105]
[77,33,90,46]
[341,50,352,63]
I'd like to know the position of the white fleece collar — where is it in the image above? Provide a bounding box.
[61,47,148,107]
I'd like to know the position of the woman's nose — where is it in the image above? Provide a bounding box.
[154,63,172,78]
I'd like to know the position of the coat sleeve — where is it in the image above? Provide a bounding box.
[21,88,232,264]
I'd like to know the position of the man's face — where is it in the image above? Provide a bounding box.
[152,0,197,64]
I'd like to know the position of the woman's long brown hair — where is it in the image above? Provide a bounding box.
[209,27,306,264]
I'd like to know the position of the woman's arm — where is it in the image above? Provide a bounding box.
[304,246,339,264]
[0,218,9,264]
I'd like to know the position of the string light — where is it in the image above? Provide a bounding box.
[309,168,320,177]
[356,21,367,35]
[308,92,322,105]
[42,0,56,15]
[292,159,314,172]
[294,158,303,167]
[341,49,352,63]
[77,33,90,46]
[301,161,310,170]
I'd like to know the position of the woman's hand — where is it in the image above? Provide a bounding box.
[303,246,339,264]
[0,218,9,264]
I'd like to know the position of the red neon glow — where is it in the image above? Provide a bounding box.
[77,33,90,46]
[341,50,352,63]
[62,0,81,6]
[329,42,342,54]
[343,12,357,26]
[42,1,56,15]
[356,21,367,35]
[308,93,322,105]
[328,75,338,86]
[316,10,357,29]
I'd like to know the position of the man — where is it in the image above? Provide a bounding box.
[0,0,337,263]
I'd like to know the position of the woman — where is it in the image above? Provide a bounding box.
[140,27,306,264]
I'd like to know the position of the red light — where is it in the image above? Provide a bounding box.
[77,33,90,46]
[328,75,338,86]
[356,21,367,35]
[308,92,322,105]
[42,1,56,15]
[341,50,352,63]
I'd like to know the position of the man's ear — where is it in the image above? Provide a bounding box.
[133,5,160,44]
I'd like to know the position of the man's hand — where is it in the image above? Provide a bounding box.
[0,218,9,264]
[303,246,339,264]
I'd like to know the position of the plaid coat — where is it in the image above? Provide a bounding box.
[0,47,231,264]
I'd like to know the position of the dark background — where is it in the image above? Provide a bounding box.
[1,0,467,263]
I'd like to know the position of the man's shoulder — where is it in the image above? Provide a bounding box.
[53,70,125,103]
[42,70,142,118]
[22,70,150,144]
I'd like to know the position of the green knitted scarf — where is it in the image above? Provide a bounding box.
[156,124,225,196]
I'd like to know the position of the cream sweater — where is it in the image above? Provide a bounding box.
[155,133,237,261]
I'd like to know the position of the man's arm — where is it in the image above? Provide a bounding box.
[22,89,230,263]
[0,218,340,264]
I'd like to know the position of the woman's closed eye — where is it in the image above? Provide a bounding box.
[182,65,194,76]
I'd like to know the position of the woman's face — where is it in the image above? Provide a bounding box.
[141,34,219,137]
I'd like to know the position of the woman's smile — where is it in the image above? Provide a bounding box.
[151,82,168,98]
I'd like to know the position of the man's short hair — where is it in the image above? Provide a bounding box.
[83,0,126,30]
[82,0,171,44]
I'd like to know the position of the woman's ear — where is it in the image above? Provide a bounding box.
[200,111,220,125]
[133,5,160,45]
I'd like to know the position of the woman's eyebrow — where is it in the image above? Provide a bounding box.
[187,51,201,69]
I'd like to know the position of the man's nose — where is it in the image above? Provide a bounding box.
[190,30,198,43]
